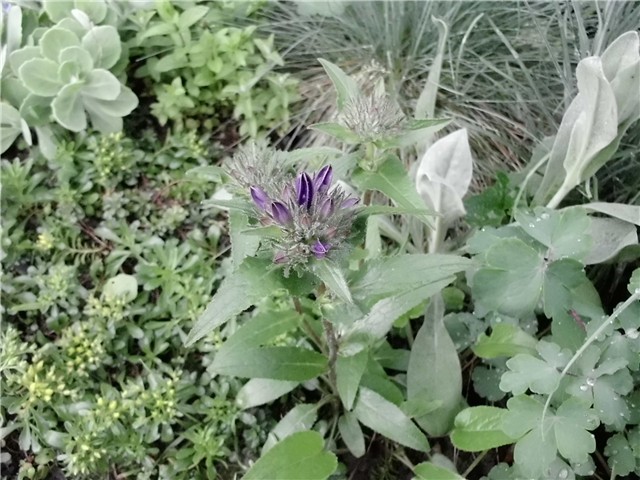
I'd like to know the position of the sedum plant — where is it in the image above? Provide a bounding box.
[0,1,138,157]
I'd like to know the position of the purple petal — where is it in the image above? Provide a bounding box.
[296,173,314,209]
[310,239,331,258]
[340,196,359,209]
[271,201,292,225]
[273,251,288,264]
[314,165,333,192]
[250,186,270,210]
[318,198,334,218]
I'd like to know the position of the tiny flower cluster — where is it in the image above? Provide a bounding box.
[249,165,358,267]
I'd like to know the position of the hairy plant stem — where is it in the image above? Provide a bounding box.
[323,318,339,391]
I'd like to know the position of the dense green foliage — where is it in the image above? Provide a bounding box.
[2,1,640,480]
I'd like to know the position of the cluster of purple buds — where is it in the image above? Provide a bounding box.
[249,165,358,266]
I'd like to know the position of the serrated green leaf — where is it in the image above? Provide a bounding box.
[353,387,429,452]
[243,431,337,480]
[473,323,537,359]
[336,350,368,410]
[407,296,462,436]
[353,156,434,227]
[185,258,285,346]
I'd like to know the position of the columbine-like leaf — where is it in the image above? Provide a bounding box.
[243,431,337,480]
[473,323,538,359]
[514,207,591,261]
[353,387,430,452]
[604,433,637,476]
[407,296,462,436]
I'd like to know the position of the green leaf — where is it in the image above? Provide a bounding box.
[407,296,462,436]
[102,274,137,303]
[472,238,544,317]
[218,310,299,354]
[9,47,41,76]
[515,207,591,261]
[353,387,430,452]
[58,46,93,74]
[185,165,224,182]
[81,26,121,69]
[312,260,352,304]
[317,58,359,110]
[413,462,464,480]
[604,433,637,476]
[229,210,261,270]
[74,0,107,23]
[83,86,138,131]
[0,103,23,154]
[236,379,299,410]
[185,258,285,346]
[465,172,514,228]
[18,58,62,97]
[82,69,121,101]
[350,253,472,303]
[473,323,537,359]
[450,406,514,452]
[177,5,209,30]
[51,83,86,131]
[210,346,326,381]
[262,404,319,454]
[583,202,640,226]
[39,27,80,62]
[353,156,434,227]
[336,350,368,410]
[629,268,640,294]
[309,122,360,144]
[499,343,568,396]
[154,52,190,72]
[42,0,73,22]
[338,412,365,458]
[243,431,337,480]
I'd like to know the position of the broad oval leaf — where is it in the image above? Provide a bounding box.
[262,404,319,454]
[39,27,80,62]
[243,431,337,480]
[52,83,86,131]
[19,58,62,97]
[81,25,121,69]
[338,412,365,458]
[336,349,368,410]
[407,296,462,436]
[450,406,515,452]
[236,379,299,410]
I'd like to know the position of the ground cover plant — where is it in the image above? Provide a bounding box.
[2,1,640,480]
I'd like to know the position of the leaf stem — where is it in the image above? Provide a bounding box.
[462,450,488,477]
[323,318,339,390]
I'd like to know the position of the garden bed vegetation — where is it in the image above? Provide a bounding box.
[1,1,639,479]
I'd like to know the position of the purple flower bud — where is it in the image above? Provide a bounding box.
[250,186,270,210]
[340,197,359,209]
[296,173,314,209]
[318,198,334,218]
[311,239,331,258]
[314,165,333,192]
[273,251,288,264]
[271,201,292,225]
